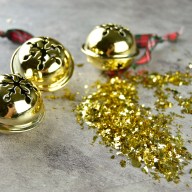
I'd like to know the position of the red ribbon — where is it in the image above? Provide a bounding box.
[135,29,182,66]
[0,28,182,68]
[0,29,33,44]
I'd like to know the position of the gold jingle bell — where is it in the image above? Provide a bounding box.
[82,23,139,71]
[0,74,44,133]
[10,37,74,91]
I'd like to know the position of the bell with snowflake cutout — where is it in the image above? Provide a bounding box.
[0,74,45,133]
[10,37,74,92]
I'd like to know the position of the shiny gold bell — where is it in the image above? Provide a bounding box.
[82,23,139,71]
[0,74,44,133]
[11,37,74,91]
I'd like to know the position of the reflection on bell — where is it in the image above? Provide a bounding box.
[82,23,139,71]
[10,37,74,91]
[0,74,45,133]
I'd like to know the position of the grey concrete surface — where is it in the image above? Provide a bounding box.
[0,0,192,191]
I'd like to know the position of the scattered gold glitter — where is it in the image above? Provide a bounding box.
[76,63,84,67]
[62,88,76,101]
[75,70,192,183]
[45,95,59,100]
[45,88,76,101]
[154,88,173,110]
[92,135,98,144]
[120,160,126,167]
[186,183,190,188]
[174,96,192,114]
[111,155,115,159]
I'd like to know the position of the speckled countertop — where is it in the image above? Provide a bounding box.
[0,0,192,191]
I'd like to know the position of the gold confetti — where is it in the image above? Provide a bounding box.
[75,70,192,183]
[174,96,192,114]
[186,183,190,188]
[76,63,84,67]
[62,88,76,101]
[45,95,59,100]
[120,160,126,167]
[45,88,76,101]
[190,169,192,177]
[111,155,115,159]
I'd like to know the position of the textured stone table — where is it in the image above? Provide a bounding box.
[0,0,192,191]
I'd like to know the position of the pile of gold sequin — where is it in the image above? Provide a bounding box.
[76,68,192,183]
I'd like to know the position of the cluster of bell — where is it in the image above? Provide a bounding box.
[0,37,74,133]
[0,23,138,133]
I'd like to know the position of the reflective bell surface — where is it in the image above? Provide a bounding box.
[82,23,139,71]
[0,74,44,133]
[11,37,74,91]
